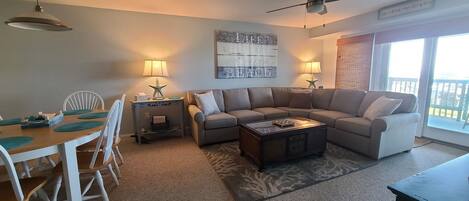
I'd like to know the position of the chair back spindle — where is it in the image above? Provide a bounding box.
[63,91,105,111]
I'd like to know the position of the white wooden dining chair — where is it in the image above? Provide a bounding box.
[113,94,126,165]
[76,94,126,179]
[52,99,121,201]
[0,145,50,201]
[63,90,105,111]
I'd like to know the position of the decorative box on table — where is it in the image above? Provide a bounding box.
[21,113,64,129]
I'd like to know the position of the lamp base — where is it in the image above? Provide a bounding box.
[149,84,167,99]
[306,79,319,89]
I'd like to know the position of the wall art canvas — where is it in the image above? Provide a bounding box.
[215,30,278,79]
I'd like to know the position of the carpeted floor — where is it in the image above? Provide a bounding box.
[104,136,467,201]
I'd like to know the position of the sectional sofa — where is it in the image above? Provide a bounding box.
[187,87,420,160]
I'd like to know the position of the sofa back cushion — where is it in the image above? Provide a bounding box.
[358,91,417,116]
[289,91,312,109]
[311,89,335,109]
[329,89,366,115]
[271,87,291,107]
[187,89,225,112]
[248,87,274,108]
[223,88,251,112]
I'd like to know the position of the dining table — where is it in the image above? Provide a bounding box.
[0,112,106,201]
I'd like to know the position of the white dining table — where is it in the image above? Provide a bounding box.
[0,113,106,201]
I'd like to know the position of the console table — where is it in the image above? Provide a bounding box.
[131,97,184,144]
[388,153,469,201]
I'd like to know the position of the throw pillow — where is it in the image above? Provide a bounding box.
[194,91,220,116]
[364,96,403,121]
[289,91,313,109]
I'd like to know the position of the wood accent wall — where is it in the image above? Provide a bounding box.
[335,34,375,90]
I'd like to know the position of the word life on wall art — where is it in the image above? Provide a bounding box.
[215,30,278,79]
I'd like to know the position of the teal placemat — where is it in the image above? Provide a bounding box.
[63,109,92,116]
[78,112,108,119]
[54,121,104,132]
[0,118,22,126]
[0,136,33,150]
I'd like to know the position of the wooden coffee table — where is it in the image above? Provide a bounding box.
[239,117,327,171]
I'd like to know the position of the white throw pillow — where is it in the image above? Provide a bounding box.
[364,96,403,121]
[194,91,221,116]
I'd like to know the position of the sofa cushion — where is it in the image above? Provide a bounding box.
[335,117,372,137]
[289,91,313,109]
[204,113,237,129]
[329,89,366,115]
[358,91,417,116]
[194,91,221,116]
[223,88,251,112]
[309,110,354,127]
[271,87,291,107]
[228,110,264,124]
[364,96,402,121]
[248,88,274,108]
[277,107,323,118]
[187,89,225,112]
[253,107,288,120]
[311,89,335,109]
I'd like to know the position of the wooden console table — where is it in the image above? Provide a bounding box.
[131,97,184,144]
[388,153,469,201]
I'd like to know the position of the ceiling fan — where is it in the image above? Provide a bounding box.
[266,0,339,15]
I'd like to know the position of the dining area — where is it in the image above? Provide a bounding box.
[0,91,126,201]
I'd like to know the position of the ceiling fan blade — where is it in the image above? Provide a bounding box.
[318,4,328,15]
[266,3,307,13]
[325,0,339,3]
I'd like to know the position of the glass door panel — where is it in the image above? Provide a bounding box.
[386,39,425,96]
[426,34,469,134]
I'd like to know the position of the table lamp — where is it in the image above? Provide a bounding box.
[302,61,321,88]
[143,59,168,99]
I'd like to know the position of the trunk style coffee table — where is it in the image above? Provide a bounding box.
[239,117,327,171]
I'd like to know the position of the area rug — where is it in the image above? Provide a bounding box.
[202,142,378,201]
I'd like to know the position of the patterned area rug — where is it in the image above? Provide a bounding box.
[202,142,378,201]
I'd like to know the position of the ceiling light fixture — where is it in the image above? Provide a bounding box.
[5,0,72,31]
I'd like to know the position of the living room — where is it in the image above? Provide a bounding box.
[0,0,468,201]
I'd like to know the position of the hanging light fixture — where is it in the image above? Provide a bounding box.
[5,0,72,31]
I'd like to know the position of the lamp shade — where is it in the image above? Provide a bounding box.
[143,60,168,77]
[302,62,321,74]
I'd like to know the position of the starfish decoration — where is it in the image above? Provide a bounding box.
[306,79,319,89]
[149,84,167,98]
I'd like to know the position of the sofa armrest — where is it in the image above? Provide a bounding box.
[372,113,420,132]
[369,112,421,159]
[188,105,205,123]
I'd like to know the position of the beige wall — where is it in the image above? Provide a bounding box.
[0,0,323,133]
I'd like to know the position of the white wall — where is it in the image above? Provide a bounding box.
[0,0,322,133]
[320,37,339,88]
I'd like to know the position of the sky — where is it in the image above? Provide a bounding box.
[388,34,469,80]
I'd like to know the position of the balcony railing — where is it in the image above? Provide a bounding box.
[387,77,469,121]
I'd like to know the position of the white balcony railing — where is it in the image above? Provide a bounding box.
[387,77,469,121]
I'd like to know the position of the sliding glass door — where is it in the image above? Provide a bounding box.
[423,34,469,145]
[374,34,469,147]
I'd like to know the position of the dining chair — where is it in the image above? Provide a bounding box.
[52,99,121,201]
[63,90,105,111]
[0,145,50,201]
[76,94,126,179]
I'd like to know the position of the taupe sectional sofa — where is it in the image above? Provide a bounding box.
[187,87,420,160]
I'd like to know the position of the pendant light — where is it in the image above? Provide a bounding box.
[5,0,72,31]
